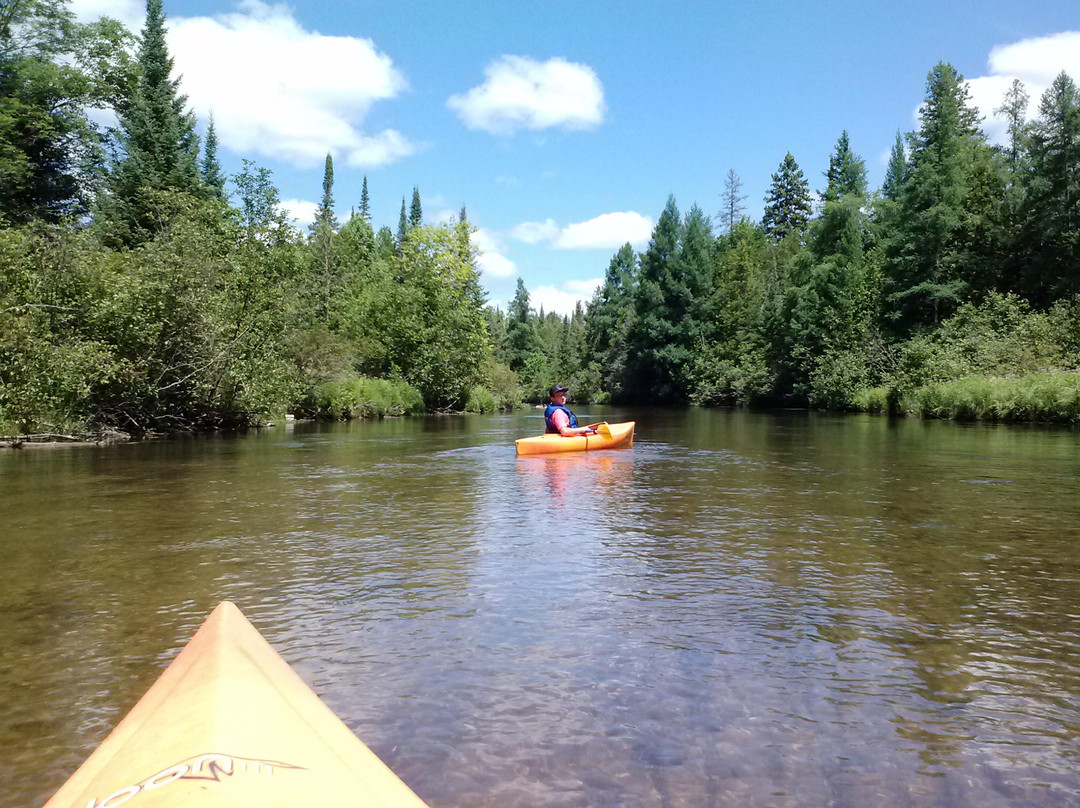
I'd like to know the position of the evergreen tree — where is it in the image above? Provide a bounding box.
[506,277,540,371]
[396,197,408,244]
[308,153,340,323]
[884,62,1002,331]
[996,79,1030,171]
[359,175,371,222]
[1021,71,1080,304]
[101,0,201,246]
[200,115,226,202]
[762,153,812,243]
[409,185,422,228]
[720,168,748,233]
[881,132,908,201]
[624,195,689,400]
[823,130,867,203]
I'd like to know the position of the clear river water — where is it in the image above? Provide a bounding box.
[1,408,1078,807]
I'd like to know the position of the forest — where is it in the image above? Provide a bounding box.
[3,0,1080,437]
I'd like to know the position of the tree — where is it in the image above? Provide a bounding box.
[381,223,493,408]
[996,79,1030,171]
[200,114,226,202]
[409,185,422,229]
[624,195,713,401]
[881,132,908,201]
[0,0,134,223]
[505,277,540,371]
[884,62,1002,331]
[100,0,201,246]
[762,152,812,243]
[1021,71,1080,304]
[359,175,371,222]
[396,197,407,244]
[308,153,340,323]
[823,130,867,203]
[720,168,747,233]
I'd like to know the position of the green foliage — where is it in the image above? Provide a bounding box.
[0,0,135,223]
[900,373,1080,423]
[313,375,424,419]
[762,152,812,243]
[99,0,202,247]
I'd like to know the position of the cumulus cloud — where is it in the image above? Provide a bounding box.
[531,280,603,317]
[448,56,605,135]
[965,31,1080,144]
[72,0,417,169]
[473,228,517,278]
[164,2,415,169]
[280,198,319,229]
[510,211,652,250]
[69,0,143,30]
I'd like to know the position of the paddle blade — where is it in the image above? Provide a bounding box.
[595,422,612,438]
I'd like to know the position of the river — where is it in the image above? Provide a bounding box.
[1,408,1078,807]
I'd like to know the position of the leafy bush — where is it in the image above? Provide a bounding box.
[313,376,424,419]
[464,386,497,413]
[901,373,1080,423]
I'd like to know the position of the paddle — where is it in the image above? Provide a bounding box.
[591,421,612,438]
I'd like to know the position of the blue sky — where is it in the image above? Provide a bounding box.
[71,0,1080,314]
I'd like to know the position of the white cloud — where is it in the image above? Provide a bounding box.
[510,211,653,250]
[69,0,143,30]
[965,31,1080,144]
[555,211,653,249]
[473,228,516,278]
[447,56,605,135]
[160,1,414,169]
[280,198,319,229]
[530,280,603,317]
[509,219,561,244]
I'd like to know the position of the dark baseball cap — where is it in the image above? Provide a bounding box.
[549,384,569,397]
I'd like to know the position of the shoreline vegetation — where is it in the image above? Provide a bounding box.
[2,0,1079,441]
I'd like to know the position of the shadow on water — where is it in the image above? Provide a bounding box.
[1,409,1078,807]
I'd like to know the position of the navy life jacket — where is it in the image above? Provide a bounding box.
[544,403,579,434]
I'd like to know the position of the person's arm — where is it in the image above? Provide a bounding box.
[553,409,595,437]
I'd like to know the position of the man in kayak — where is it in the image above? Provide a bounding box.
[545,384,599,437]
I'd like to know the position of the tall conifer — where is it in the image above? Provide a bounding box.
[762,153,812,243]
[102,0,200,245]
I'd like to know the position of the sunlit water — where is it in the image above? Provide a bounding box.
[1,409,1078,807]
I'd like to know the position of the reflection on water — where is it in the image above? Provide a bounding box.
[1,410,1078,807]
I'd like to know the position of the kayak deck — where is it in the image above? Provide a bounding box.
[45,601,427,807]
[515,421,635,455]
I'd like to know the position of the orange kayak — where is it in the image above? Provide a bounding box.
[44,601,427,807]
[515,421,635,455]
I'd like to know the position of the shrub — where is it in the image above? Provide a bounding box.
[313,376,424,419]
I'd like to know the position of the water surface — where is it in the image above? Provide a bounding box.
[1,409,1078,806]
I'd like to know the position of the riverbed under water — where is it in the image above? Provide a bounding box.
[1,408,1078,806]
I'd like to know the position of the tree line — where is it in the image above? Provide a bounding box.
[495,64,1080,421]
[3,0,1079,436]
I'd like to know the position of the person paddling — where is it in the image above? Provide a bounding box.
[544,385,599,437]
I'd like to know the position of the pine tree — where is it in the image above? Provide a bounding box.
[309,153,340,323]
[762,153,812,243]
[200,115,226,202]
[359,176,371,221]
[506,277,539,371]
[396,197,408,244]
[101,0,201,245]
[996,79,1030,171]
[1021,71,1080,304]
[409,185,422,228]
[881,132,908,201]
[721,168,748,233]
[884,62,1002,330]
[823,130,867,203]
